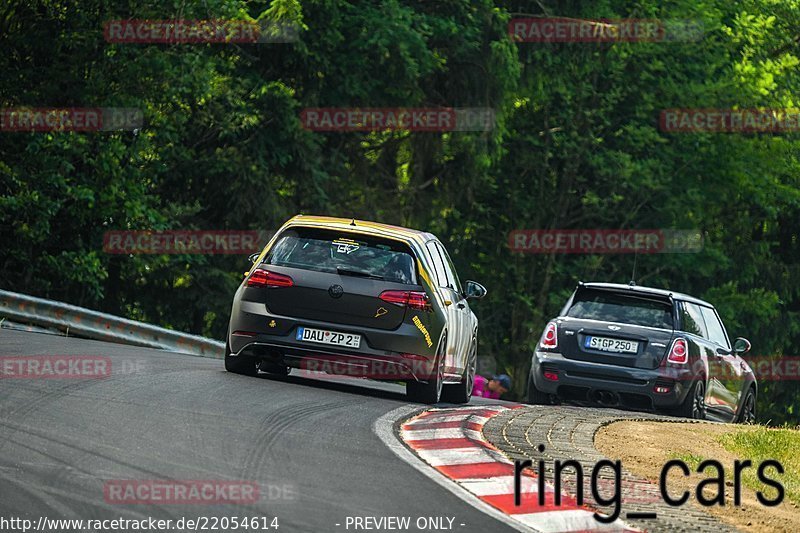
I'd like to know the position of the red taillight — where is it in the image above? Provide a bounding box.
[379,290,431,311]
[667,338,688,364]
[543,370,559,381]
[246,268,294,288]
[540,321,558,349]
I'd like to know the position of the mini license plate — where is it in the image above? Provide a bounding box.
[584,336,638,354]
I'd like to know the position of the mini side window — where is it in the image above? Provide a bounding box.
[701,306,730,350]
[680,302,708,339]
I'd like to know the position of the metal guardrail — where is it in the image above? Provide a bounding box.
[0,289,225,358]
[0,318,62,336]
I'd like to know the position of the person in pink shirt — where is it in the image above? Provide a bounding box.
[472,374,511,399]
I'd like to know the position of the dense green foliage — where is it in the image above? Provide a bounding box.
[2,0,799,423]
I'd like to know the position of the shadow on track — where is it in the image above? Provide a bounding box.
[221,368,500,408]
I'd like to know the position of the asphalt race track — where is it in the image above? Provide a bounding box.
[0,329,517,532]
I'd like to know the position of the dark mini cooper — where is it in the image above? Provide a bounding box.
[225,215,487,404]
[528,282,756,422]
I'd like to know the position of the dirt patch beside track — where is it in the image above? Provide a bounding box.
[596,421,799,533]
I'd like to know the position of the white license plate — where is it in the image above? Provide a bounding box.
[296,327,361,348]
[584,336,638,354]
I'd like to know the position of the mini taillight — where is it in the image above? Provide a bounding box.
[667,338,688,364]
[543,370,559,381]
[379,290,431,311]
[540,321,558,349]
[247,268,294,288]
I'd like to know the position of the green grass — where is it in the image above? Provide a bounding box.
[670,452,704,470]
[719,426,800,506]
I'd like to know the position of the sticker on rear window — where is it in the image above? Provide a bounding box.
[332,238,360,254]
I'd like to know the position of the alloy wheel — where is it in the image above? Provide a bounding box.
[465,343,477,397]
[743,393,756,424]
[435,343,445,401]
[692,382,707,419]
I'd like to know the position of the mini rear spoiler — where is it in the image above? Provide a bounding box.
[574,281,676,305]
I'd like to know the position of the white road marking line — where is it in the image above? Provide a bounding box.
[415,446,511,466]
[460,475,550,496]
[404,414,492,425]
[401,427,464,440]
[400,427,485,441]
[463,428,485,442]
[427,406,507,414]
[515,510,627,532]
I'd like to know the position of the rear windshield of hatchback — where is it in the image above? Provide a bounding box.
[265,227,418,284]
[566,290,674,329]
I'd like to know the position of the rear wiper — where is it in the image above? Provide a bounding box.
[336,267,385,280]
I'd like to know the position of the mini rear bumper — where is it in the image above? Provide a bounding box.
[531,350,697,411]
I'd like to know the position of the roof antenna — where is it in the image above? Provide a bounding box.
[350,218,356,226]
[630,249,638,287]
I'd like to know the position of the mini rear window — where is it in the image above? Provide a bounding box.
[265,227,418,284]
[567,290,674,329]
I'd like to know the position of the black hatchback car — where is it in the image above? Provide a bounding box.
[528,282,756,422]
[225,215,487,404]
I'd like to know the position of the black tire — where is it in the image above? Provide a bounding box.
[441,340,476,404]
[527,373,550,405]
[224,336,259,377]
[676,379,707,419]
[407,335,446,404]
[738,388,756,424]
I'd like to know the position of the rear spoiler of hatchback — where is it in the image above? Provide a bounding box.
[575,280,676,306]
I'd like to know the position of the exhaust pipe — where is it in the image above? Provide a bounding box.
[593,390,620,406]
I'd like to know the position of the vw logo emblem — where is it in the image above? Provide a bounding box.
[328,284,344,299]
[607,325,621,331]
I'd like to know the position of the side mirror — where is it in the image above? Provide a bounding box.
[733,337,751,355]
[248,252,260,264]
[464,280,487,299]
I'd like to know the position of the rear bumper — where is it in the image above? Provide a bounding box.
[228,298,439,381]
[234,338,435,381]
[531,350,696,411]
